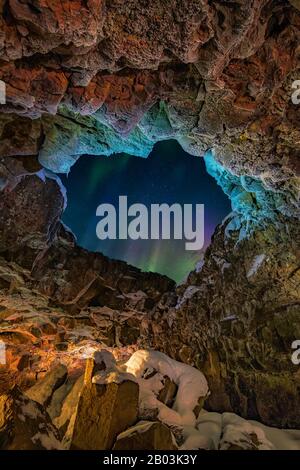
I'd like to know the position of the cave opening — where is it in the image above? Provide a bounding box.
[60,140,231,282]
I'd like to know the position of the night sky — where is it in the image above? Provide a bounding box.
[61,140,231,282]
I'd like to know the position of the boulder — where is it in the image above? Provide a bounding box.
[67,352,139,450]
[25,363,68,408]
[47,382,74,422]
[0,386,62,450]
[113,421,178,450]
[53,374,84,437]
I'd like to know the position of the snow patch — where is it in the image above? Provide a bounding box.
[31,431,64,450]
[125,350,209,427]
[36,169,68,210]
[19,400,43,420]
[92,349,136,385]
[175,285,201,309]
[220,413,274,450]
[247,254,266,279]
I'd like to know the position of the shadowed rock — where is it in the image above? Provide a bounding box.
[113,421,178,450]
[0,385,62,450]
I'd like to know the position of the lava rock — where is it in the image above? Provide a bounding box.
[113,421,178,450]
[67,355,139,450]
[54,374,84,438]
[0,386,62,450]
[25,363,68,408]
[158,376,178,407]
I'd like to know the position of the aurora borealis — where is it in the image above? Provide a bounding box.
[61,141,231,282]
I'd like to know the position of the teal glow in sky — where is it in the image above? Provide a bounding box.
[61,141,231,282]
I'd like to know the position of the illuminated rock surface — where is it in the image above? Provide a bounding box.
[0,0,299,446]
[1,349,300,450]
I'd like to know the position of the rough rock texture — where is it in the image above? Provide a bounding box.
[53,374,84,436]
[145,211,300,428]
[25,363,67,407]
[1,349,299,450]
[0,250,171,394]
[0,0,299,432]
[133,142,300,431]
[0,165,173,397]
[157,376,178,408]
[0,0,299,190]
[142,152,300,428]
[0,385,62,449]
[0,170,65,267]
[68,354,139,450]
[0,165,174,303]
[113,421,178,450]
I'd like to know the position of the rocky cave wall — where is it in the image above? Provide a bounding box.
[145,155,300,427]
[0,0,299,428]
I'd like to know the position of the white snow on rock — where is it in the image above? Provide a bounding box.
[92,349,136,385]
[86,349,300,451]
[92,369,135,385]
[195,410,223,450]
[220,412,300,450]
[179,425,210,450]
[115,421,156,441]
[19,400,44,420]
[125,350,209,427]
[31,431,64,450]
[175,285,201,309]
[15,396,64,450]
[224,214,242,239]
[94,349,116,368]
[246,254,266,279]
[195,259,205,273]
[220,413,274,450]
[189,410,300,451]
